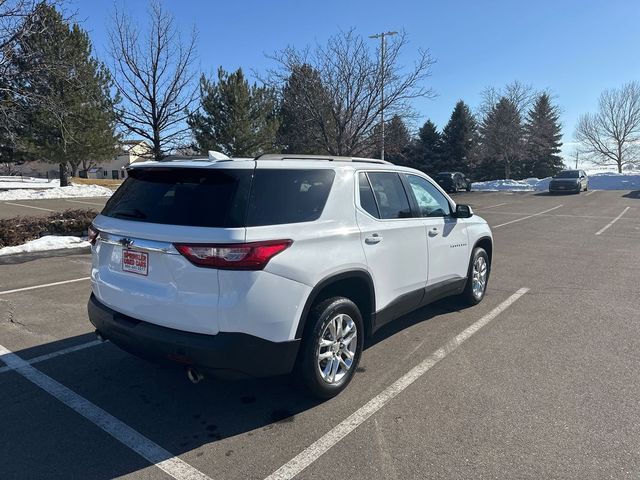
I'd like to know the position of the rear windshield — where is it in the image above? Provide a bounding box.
[101,167,335,228]
[555,170,579,178]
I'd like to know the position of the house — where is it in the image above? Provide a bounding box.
[17,140,151,179]
[82,140,151,179]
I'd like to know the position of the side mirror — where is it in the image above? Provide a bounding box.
[454,204,473,218]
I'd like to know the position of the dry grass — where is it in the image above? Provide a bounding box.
[71,177,123,189]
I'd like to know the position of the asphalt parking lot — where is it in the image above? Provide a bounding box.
[1,189,639,479]
[0,197,109,218]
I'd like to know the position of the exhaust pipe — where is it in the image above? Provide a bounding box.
[186,367,204,384]
[95,329,106,342]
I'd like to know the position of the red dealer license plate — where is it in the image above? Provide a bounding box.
[122,250,148,276]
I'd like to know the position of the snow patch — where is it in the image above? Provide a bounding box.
[472,171,640,191]
[0,183,113,200]
[0,235,90,256]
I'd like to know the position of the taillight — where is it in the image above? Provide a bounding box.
[174,240,292,270]
[88,225,100,245]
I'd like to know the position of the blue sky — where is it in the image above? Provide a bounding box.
[70,0,640,159]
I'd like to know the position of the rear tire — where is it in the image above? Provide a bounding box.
[296,297,364,399]
[460,247,490,306]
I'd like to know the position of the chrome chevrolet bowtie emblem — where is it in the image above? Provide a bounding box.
[119,237,134,248]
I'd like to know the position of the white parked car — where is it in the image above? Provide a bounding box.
[88,154,493,398]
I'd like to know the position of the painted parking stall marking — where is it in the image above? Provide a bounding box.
[65,199,107,207]
[264,288,529,480]
[595,206,630,235]
[0,340,102,374]
[0,277,91,296]
[0,343,212,480]
[3,201,56,212]
[492,205,563,228]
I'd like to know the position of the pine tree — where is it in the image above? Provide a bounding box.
[17,4,118,185]
[522,93,563,178]
[405,119,442,173]
[479,97,523,179]
[188,68,280,157]
[441,101,477,174]
[278,64,333,154]
[369,115,411,163]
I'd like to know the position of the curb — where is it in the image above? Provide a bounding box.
[0,246,91,265]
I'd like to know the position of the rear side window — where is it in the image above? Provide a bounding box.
[246,169,335,226]
[102,168,252,228]
[358,172,380,218]
[366,172,412,219]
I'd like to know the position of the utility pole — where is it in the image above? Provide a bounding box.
[369,31,397,160]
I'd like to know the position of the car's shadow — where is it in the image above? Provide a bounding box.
[622,190,640,199]
[2,297,466,479]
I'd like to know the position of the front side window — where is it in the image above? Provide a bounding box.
[366,172,412,219]
[406,174,452,217]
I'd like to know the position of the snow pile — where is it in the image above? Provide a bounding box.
[0,235,89,256]
[472,170,640,191]
[588,172,640,190]
[472,177,550,191]
[0,183,113,200]
[0,177,56,190]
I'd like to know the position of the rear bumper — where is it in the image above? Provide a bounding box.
[88,294,300,379]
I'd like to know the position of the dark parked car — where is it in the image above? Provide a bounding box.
[434,172,472,193]
[549,170,589,194]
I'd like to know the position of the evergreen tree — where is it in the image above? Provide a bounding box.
[441,101,477,174]
[369,115,411,163]
[521,93,563,178]
[278,64,333,154]
[188,68,280,157]
[479,97,523,179]
[17,4,118,184]
[405,119,442,173]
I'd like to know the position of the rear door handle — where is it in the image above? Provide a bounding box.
[428,227,439,237]
[365,234,383,245]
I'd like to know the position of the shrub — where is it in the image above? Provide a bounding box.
[0,209,96,248]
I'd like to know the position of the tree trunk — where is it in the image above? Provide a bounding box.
[59,163,69,187]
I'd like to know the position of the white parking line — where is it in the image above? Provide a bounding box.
[0,277,91,296]
[65,199,106,207]
[585,190,597,196]
[0,343,212,480]
[264,288,530,480]
[595,206,630,235]
[0,340,102,374]
[4,201,56,212]
[492,205,563,228]
[479,202,509,210]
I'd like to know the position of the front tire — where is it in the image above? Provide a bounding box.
[296,297,364,399]
[460,247,490,306]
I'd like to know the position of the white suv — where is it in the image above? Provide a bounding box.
[88,154,493,398]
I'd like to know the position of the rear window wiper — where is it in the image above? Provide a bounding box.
[111,208,147,219]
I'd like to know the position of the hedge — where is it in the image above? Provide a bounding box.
[0,209,96,248]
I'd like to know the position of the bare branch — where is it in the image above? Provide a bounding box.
[109,0,198,159]
[575,81,640,173]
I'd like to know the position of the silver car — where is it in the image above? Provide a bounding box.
[549,170,589,194]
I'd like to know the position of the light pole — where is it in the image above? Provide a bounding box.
[369,31,397,160]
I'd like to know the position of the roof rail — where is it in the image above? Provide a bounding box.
[254,153,392,165]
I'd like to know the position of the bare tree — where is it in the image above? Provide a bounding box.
[575,81,640,173]
[267,29,435,156]
[479,80,537,120]
[109,1,198,160]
